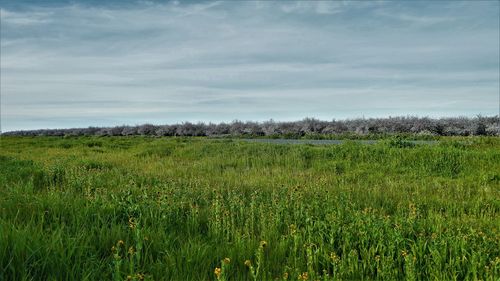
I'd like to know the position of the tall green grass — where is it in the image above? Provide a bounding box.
[0,136,499,280]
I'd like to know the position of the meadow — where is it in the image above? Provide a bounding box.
[0,136,499,280]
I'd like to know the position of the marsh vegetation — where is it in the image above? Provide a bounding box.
[0,136,499,280]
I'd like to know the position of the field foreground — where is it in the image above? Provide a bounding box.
[0,136,499,280]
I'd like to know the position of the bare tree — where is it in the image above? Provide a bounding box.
[3,115,498,137]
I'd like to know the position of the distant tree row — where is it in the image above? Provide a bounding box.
[3,116,499,137]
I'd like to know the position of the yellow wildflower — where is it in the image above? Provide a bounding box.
[128,217,136,229]
[330,252,340,263]
[214,267,222,279]
[298,272,309,280]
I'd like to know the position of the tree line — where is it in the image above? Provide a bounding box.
[3,116,499,137]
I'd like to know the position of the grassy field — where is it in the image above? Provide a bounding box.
[0,136,499,280]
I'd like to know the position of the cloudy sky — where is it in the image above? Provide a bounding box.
[1,0,499,131]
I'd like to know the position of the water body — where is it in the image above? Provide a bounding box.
[238,139,438,145]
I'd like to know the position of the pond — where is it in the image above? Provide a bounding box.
[236,139,438,145]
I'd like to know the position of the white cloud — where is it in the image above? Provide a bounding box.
[0,1,498,131]
[280,1,344,15]
[375,9,455,26]
[0,8,53,25]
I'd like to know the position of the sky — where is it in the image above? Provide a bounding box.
[0,0,499,131]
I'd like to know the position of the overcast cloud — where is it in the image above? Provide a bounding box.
[1,0,499,131]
